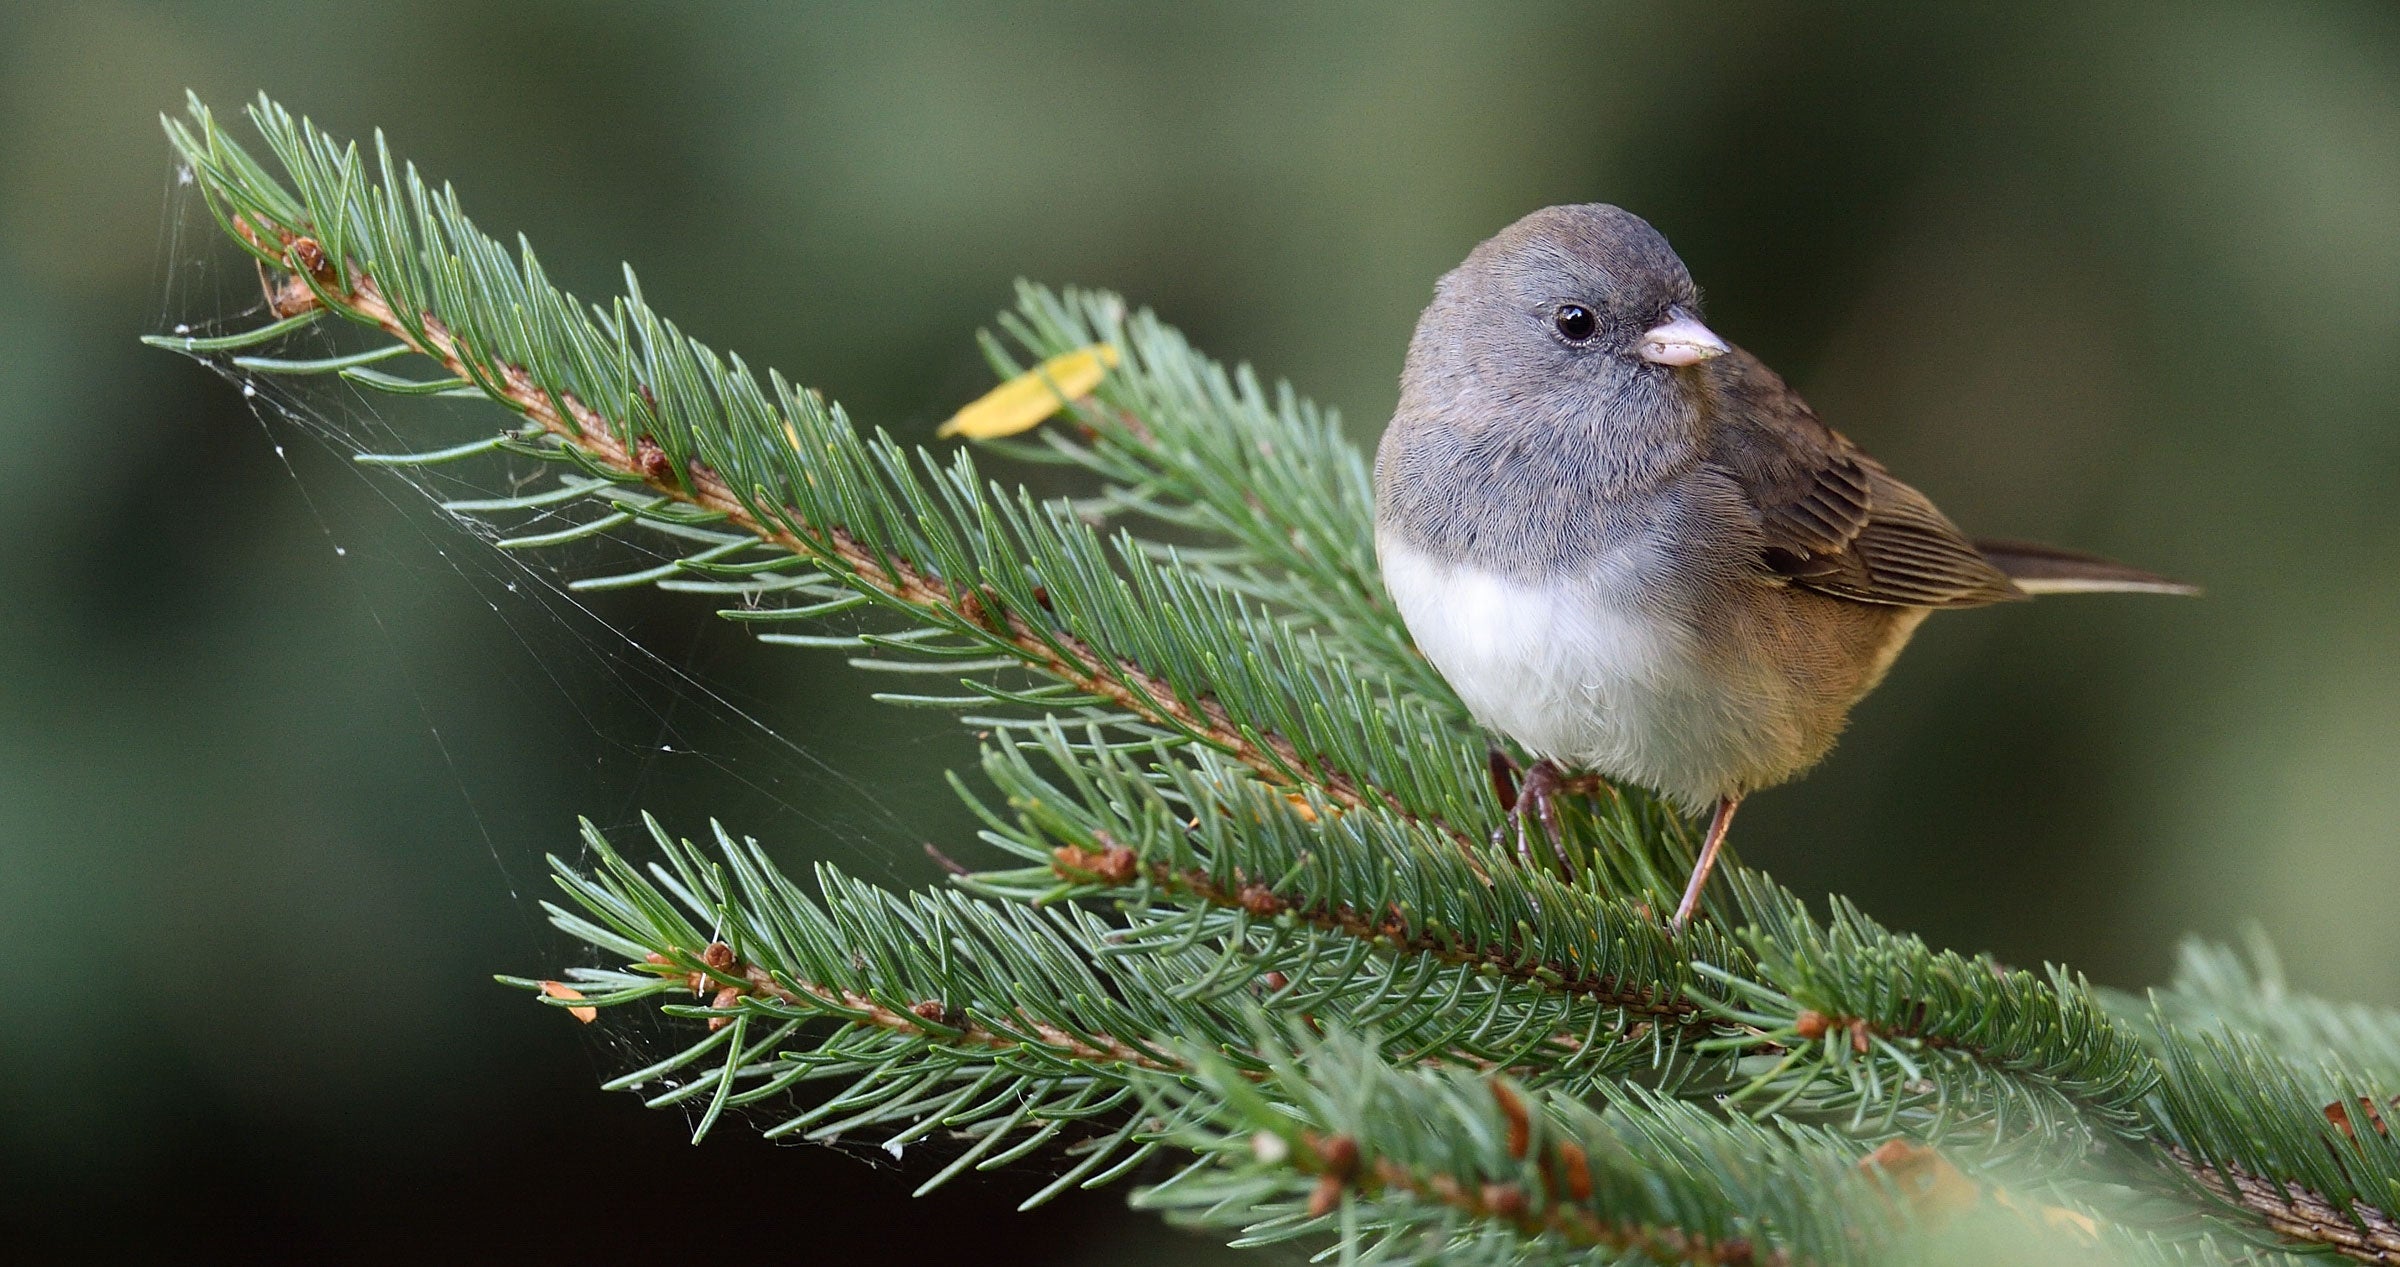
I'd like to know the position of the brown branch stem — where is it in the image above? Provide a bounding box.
[1052,841,1702,1020]
[651,942,1180,1072]
[1294,1128,1787,1267]
[1794,1007,1964,1055]
[2171,1147,2400,1264]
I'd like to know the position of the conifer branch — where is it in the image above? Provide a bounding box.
[632,935,1176,1072]
[224,211,1396,822]
[960,729,1737,1033]
[1048,837,1700,1020]
[1696,876,2160,1154]
[149,93,2400,1267]
[2145,1025,2400,1263]
[155,93,1512,861]
[1138,1034,1931,1267]
[2169,1149,2400,1264]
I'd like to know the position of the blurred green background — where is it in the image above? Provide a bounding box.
[3,2,2394,1260]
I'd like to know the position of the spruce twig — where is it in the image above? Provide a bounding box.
[222,210,1394,822]
[150,92,2400,1266]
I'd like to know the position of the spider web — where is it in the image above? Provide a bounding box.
[149,160,996,1159]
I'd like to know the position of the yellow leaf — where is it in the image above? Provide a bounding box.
[539,980,598,1024]
[938,343,1120,439]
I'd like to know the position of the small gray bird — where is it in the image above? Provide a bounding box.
[1374,204,2194,930]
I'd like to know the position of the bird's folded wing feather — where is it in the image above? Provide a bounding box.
[1703,349,2023,609]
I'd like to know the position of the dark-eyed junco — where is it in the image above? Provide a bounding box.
[1373,204,2194,930]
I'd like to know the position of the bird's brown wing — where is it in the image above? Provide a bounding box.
[1703,349,2022,609]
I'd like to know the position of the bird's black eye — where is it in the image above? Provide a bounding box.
[1553,303,1597,343]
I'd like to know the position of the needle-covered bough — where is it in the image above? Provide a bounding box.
[148,93,2400,1266]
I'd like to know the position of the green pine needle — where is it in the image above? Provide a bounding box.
[152,92,2398,1267]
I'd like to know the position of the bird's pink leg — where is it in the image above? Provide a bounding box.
[1670,796,1741,932]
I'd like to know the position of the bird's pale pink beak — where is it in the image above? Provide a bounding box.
[1637,310,1729,366]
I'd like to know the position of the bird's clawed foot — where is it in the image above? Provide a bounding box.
[1488,749,1615,876]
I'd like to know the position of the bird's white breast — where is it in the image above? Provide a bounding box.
[1377,532,1754,809]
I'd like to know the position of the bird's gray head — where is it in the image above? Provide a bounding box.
[1396,204,1728,441]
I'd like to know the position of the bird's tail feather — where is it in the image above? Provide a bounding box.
[1973,538,2200,597]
